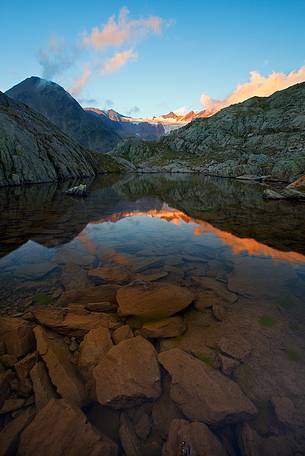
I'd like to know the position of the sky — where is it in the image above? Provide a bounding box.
[1,0,305,117]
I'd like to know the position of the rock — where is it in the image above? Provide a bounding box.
[218,354,240,376]
[94,336,161,408]
[134,412,152,441]
[0,90,97,187]
[287,174,305,192]
[112,325,134,344]
[117,282,194,319]
[0,317,34,358]
[0,354,18,368]
[33,307,120,337]
[34,326,87,406]
[85,302,117,312]
[78,327,113,385]
[218,336,252,362]
[30,361,57,409]
[192,277,238,306]
[162,419,227,456]
[238,422,262,456]
[271,396,298,427]
[263,187,305,200]
[61,264,90,291]
[57,284,119,306]
[15,262,57,279]
[0,370,15,407]
[136,270,168,282]
[15,352,37,392]
[0,407,35,456]
[0,398,25,414]
[65,184,88,197]
[158,348,257,426]
[119,413,142,456]
[140,317,186,339]
[212,303,227,321]
[88,266,131,283]
[263,189,285,200]
[19,399,118,455]
[131,257,162,273]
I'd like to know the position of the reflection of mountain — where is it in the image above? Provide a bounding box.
[0,174,304,259]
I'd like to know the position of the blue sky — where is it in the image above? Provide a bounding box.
[1,0,305,117]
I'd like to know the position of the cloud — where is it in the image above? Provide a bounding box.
[101,49,137,75]
[83,7,165,50]
[126,105,140,116]
[105,99,114,108]
[38,36,74,79]
[69,67,91,95]
[200,66,305,116]
[173,106,187,116]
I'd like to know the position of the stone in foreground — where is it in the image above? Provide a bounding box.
[158,348,256,426]
[0,407,35,456]
[0,317,34,357]
[117,282,194,319]
[162,419,227,456]
[34,326,86,406]
[19,399,117,455]
[94,336,161,408]
[140,317,186,338]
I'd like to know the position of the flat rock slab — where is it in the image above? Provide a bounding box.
[78,327,113,381]
[19,399,117,455]
[218,336,252,362]
[57,285,119,306]
[30,361,57,409]
[34,326,87,407]
[117,282,194,319]
[163,419,227,456]
[33,307,120,337]
[140,317,186,338]
[0,317,34,357]
[88,266,131,283]
[193,277,238,306]
[158,348,257,426]
[94,336,161,409]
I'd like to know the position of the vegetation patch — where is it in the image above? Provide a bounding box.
[257,315,276,327]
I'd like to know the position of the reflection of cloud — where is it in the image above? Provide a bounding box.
[80,208,305,264]
[101,49,137,75]
[83,7,165,50]
[200,66,305,116]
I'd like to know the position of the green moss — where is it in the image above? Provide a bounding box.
[195,353,213,367]
[33,292,52,306]
[286,347,302,362]
[257,315,275,327]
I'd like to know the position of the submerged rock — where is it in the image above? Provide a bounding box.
[117,282,194,319]
[65,184,88,197]
[158,348,257,426]
[94,336,161,408]
[19,399,117,455]
[140,317,186,339]
[162,419,227,456]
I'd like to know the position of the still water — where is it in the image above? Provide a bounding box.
[0,174,305,451]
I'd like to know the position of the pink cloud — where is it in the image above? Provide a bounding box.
[83,7,164,50]
[101,49,137,75]
[69,67,91,95]
[200,66,305,116]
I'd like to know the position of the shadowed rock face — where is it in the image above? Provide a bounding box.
[0,91,97,187]
[6,77,121,152]
[112,83,305,181]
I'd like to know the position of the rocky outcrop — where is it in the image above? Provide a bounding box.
[112,83,305,181]
[0,91,98,186]
[94,336,161,408]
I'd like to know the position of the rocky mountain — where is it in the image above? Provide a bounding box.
[111,83,305,181]
[0,91,99,186]
[86,107,165,140]
[6,77,121,152]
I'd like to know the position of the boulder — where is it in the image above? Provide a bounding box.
[117,282,194,319]
[287,175,305,192]
[65,184,88,197]
[162,419,227,456]
[33,307,120,337]
[218,336,252,362]
[30,361,57,409]
[18,399,118,455]
[0,317,34,357]
[112,325,134,344]
[34,326,87,406]
[78,327,113,386]
[140,317,186,338]
[158,348,257,426]
[85,302,117,312]
[57,284,119,305]
[263,189,285,200]
[94,336,161,408]
[0,407,35,456]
